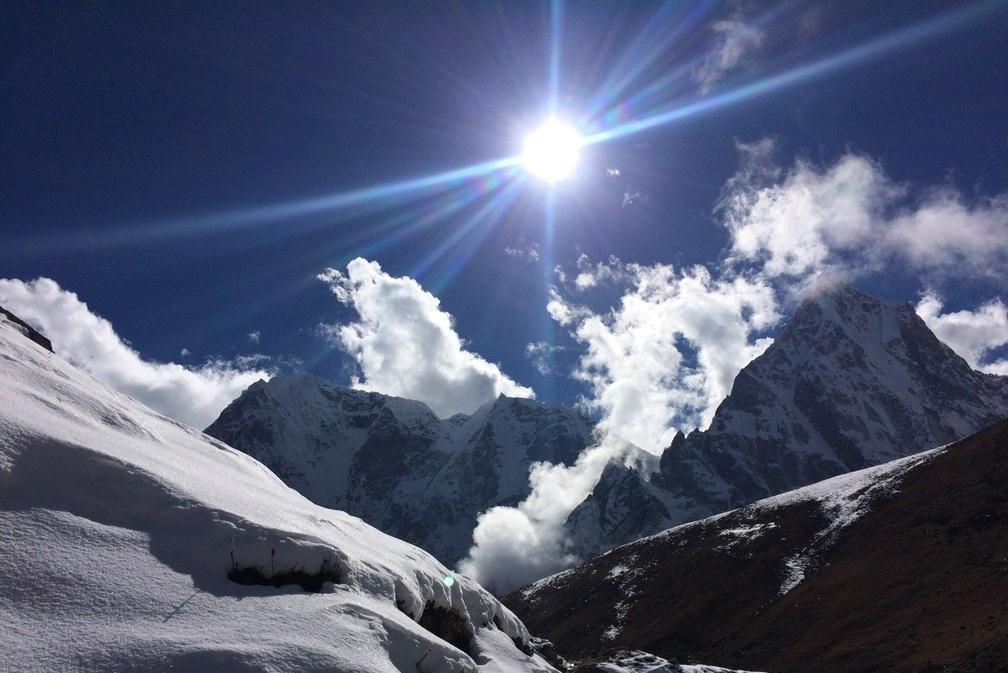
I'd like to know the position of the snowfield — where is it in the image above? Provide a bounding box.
[0,316,556,673]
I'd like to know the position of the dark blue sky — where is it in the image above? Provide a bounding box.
[3,1,1007,409]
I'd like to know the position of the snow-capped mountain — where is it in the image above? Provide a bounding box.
[564,283,1008,558]
[0,313,558,673]
[507,420,1008,673]
[206,375,594,565]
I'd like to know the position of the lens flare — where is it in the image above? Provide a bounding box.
[521,119,583,183]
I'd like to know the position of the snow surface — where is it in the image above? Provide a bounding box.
[0,321,556,673]
[716,522,776,550]
[584,650,765,673]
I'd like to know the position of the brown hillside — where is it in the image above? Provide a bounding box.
[506,420,1008,673]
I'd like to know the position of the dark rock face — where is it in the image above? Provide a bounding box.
[564,284,1008,558]
[205,374,594,566]
[0,305,53,353]
[507,420,1008,673]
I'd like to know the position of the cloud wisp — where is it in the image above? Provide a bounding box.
[317,257,534,418]
[0,277,270,429]
[504,239,541,263]
[694,19,766,93]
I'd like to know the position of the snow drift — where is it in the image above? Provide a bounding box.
[0,313,555,673]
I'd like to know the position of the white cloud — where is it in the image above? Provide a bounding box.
[0,277,270,429]
[461,261,778,591]
[459,438,631,592]
[317,258,534,417]
[887,192,1008,277]
[916,293,1008,375]
[719,141,1008,282]
[247,330,261,344]
[561,262,778,450]
[525,341,562,375]
[179,347,191,358]
[694,19,766,93]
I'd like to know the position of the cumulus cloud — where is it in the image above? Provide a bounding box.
[559,261,778,450]
[916,293,1008,375]
[317,258,534,417]
[719,140,1008,282]
[0,277,270,429]
[247,330,261,344]
[461,260,779,590]
[694,19,765,93]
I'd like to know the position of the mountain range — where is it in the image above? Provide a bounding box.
[207,283,1008,574]
[3,280,1006,672]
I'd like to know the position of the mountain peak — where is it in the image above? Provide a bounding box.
[773,281,916,357]
[563,284,1008,560]
[796,280,906,318]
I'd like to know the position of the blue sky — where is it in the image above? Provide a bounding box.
[3,1,1007,432]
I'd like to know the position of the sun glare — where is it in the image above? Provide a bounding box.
[521,118,583,183]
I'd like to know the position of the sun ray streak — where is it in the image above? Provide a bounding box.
[585,0,1002,146]
[19,156,522,255]
[340,168,521,264]
[532,189,559,402]
[582,0,715,121]
[411,175,526,285]
[584,0,806,132]
[549,0,563,113]
[153,156,521,235]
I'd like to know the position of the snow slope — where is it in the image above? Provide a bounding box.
[0,317,556,673]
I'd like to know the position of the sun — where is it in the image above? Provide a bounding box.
[521,118,583,183]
